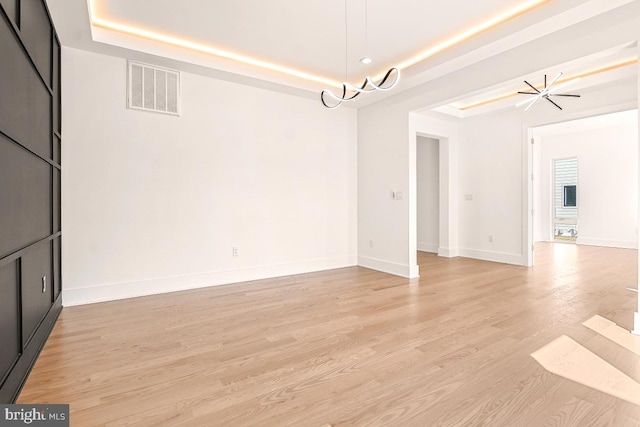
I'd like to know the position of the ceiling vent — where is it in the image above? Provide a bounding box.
[127,61,180,116]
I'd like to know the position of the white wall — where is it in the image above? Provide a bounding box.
[357,105,413,276]
[62,47,357,306]
[417,137,439,253]
[636,57,640,335]
[535,118,638,248]
[456,110,525,264]
[456,90,637,265]
[533,139,544,243]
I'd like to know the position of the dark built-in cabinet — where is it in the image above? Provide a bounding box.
[1,0,62,403]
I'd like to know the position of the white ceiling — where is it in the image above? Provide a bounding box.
[46,0,638,111]
[92,0,523,82]
[533,109,638,137]
[432,43,638,118]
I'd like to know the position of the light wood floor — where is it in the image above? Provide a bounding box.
[18,243,640,426]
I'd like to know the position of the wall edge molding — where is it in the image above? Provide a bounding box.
[62,255,357,306]
[457,248,525,266]
[576,238,638,250]
[417,242,438,253]
[358,256,418,278]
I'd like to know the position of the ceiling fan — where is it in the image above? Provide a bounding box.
[517,72,581,111]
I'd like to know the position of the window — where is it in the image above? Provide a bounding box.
[563,185,576,207]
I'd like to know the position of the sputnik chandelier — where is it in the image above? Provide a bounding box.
[321,0,400,109]
[516,72,581,111]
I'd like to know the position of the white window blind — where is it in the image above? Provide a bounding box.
[554,158,578,219]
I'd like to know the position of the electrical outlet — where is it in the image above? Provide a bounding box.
[232,247,239,257]
[395,191,404,200]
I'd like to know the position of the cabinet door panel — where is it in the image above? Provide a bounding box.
[0,15,51,159]
[53,168,60,233]
[21,242,53,346]
[20,0,52,85]
[53,237,61,299]
[0,261,20,385]
[0,0,18,26]
[0,134,51,258]
[53,39,61,134]
[53,135,61,164]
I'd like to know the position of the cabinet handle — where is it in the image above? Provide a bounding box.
[42,276,47,293]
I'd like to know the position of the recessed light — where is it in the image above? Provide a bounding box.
[359,57,373,65]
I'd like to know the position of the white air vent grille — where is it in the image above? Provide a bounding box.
[128,61,180,115]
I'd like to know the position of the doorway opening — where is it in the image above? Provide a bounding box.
[552,157,578,242]
[417,136,440,255]
[529,109,638,265]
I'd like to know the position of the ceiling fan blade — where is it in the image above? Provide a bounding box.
[548,94,581,98]
[547,72,563,89]
[548,77,581,95]
[517,91,538,95]
[546,97,563,110]
[524,80,541,93]
[517,94,541,107]
[524,95,542,111]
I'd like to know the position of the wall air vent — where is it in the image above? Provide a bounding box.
[127,61,180,116]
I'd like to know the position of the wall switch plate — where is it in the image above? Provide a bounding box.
[369,240,374,248]
[464,194,473,201]
[232,247,239,257]
[488,235,493,243]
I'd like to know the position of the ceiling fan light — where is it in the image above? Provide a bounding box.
[359,57,373,65]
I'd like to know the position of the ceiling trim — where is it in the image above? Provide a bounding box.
[87,0,343,88]
[88,0,552,90]
[386,0,552,81]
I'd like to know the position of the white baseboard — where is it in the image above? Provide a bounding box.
[576,238,638,250]
[62,255,357,306]
[358,256,419,279]
[417,242,438,253]
[457,248,525,266]
[438,247,459,258]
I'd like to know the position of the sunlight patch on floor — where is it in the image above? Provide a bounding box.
[583,315,640,357]
[531,335,640,406]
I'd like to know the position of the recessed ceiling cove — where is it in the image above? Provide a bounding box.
[88,0,550,90]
